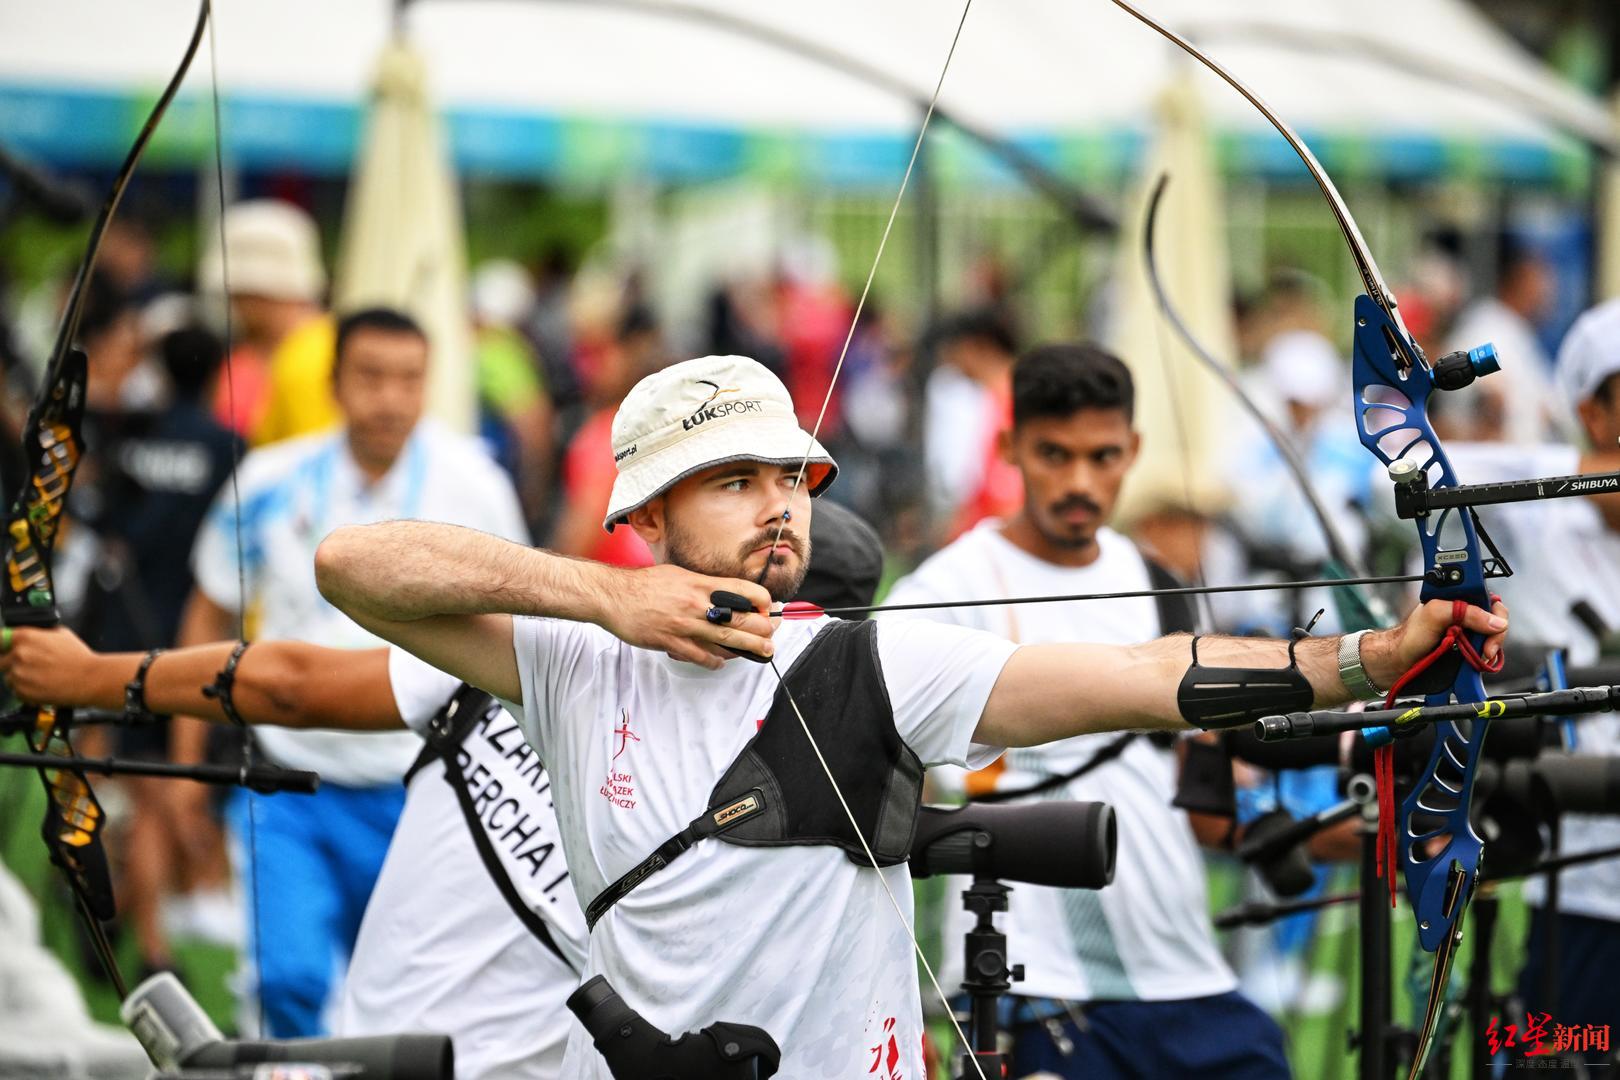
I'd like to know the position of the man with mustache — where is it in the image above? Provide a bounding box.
[0,498,884,1080]
[882,343,1289,1079]
[311,353,1506,1079]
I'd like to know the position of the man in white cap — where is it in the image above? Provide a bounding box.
[200,199,336,442]
[314,354,1507,1079]
[0,494,888,1080]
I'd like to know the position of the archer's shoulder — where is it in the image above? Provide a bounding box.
[510,614,618,667]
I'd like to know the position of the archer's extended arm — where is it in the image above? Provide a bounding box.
[0,627,401,731]
[974,598,1508,747]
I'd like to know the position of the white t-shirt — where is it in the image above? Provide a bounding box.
[1439,444,1620,922]
[337,649,587,1080]
[506,614,1015,1080]
[882,521,1236,1002]
[191,421,529,784]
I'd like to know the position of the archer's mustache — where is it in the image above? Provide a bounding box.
[1049,495,1102,518]
[741,529,806,561]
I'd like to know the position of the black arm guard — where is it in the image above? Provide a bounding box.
[1177,636,1315,730]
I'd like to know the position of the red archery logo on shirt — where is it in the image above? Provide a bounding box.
[612,710,641,761]
[600,710,639,810]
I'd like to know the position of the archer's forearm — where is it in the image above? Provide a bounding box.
[315,520,610,624]
[979,631,1373,747]
[79,643,400,730]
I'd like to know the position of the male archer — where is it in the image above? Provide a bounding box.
[312,353,1507,1079]
[0,496,886,1080]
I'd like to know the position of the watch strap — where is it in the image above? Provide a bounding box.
[1337,629,1382,699]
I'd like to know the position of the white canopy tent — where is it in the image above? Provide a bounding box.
[0,0,1610,182]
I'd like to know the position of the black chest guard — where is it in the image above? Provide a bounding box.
[586,619,923,930]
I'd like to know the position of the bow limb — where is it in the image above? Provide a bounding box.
[1110,0,1410,339]
[1110,4,1493,1075]
[0,0,214,1003]
[1141,173,1395,631]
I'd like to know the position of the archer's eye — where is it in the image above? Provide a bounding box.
[721,477,749,492]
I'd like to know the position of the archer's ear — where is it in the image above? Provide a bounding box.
[625,499,665,546]
[1127,429,1143,463]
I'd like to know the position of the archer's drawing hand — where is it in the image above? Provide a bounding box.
[0,626,96,706]
[596,564,775,670]
[1364,596,1509,689]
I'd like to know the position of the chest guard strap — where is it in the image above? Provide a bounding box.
[586,619,923,930]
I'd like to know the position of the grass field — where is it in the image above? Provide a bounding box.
[0,759,240,1033]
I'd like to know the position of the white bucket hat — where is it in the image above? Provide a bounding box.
[198,200,326,303]
[603,355,836,531]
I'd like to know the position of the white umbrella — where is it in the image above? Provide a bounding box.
[1110,68,1237,525]
[333,36,474,432]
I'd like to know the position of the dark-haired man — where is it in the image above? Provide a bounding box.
[312,353,1505,1078]
[884,343,1289,1078]
[172,306,528,1037]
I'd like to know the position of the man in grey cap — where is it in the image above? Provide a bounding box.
[314,353,1507,1080]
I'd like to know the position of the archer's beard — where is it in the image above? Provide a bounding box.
[1020,505,1097,554]
[665,521,812,603]
[1034,518,1098,553]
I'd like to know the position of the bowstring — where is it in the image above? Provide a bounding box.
[204,1,267,1038]
[756,2,988,1074]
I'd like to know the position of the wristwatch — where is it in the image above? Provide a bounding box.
[1337,629,1383,700]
